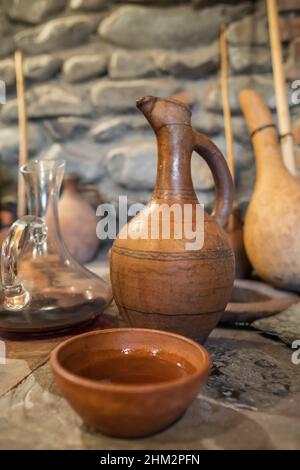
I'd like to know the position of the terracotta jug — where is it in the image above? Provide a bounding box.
[240,90,300,292]
[110,96,235,342]
[56,175,100,264]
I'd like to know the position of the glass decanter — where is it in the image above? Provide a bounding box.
[0,159,112,333]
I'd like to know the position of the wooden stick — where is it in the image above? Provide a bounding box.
[220,25,235,183]
[267,0,296,174]
[15,49,28,218]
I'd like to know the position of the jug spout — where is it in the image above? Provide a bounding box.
[136,96,192,132]
[136,96,156,114]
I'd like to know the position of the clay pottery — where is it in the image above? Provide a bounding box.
[227,207,252,279]
[170,91,195,108]
[79,184,102,210]
[223,279,299,325]
[50,328,211,438]
[57,175,100,264]
[240,90,300,292]
[110,96,235,342]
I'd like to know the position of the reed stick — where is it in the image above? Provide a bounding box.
[267,0,296,174]
[15,49,28,218]
[220,25,235,183]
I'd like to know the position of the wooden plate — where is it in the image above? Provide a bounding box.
[222,279,299,325]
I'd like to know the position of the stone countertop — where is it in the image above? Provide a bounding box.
[0,263,300,450]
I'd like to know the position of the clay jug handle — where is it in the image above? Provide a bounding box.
[193,130,233,228]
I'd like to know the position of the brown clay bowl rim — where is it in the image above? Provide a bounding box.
[50,328,211,393]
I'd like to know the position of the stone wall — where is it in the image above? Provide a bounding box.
[0,0,299,212]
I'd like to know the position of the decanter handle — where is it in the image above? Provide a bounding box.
[193,130,233,228]
[1,216,48,311]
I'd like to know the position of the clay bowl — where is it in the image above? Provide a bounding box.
[50,328,211,438]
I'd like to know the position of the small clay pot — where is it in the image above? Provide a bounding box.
[57,175,100,264]
[79,184,102,210]
[51,328,211,438]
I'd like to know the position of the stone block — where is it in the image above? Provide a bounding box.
[1,85,92,122]
[99,4,251,49]
[8,0,67,24]
[204,75,276,114]
[0,124,48,164]
[63,55,107,83]
[156,41,219,78]
[70,0,112,11]
[43,117,93,140]
[0,59,15,88]
[229,45,271,74]
[109,50,158,79]
[15,15,98,54]
[40,141,106,181]
[285,38,300,82]
[227,13,268,45]
[24,55,62,81]
[90,79,181,113]
[280,16,300,42]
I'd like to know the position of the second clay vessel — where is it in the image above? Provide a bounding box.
[240,90,300,292]
[57,175,100,264]
[110,96,235,342]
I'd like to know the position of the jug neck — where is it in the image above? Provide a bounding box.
[63,175,80,195]
[252,127,288,181]
[153,124,197,201]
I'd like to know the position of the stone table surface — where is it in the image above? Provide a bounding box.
[0,263,300,450]
[1,313,300,450]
